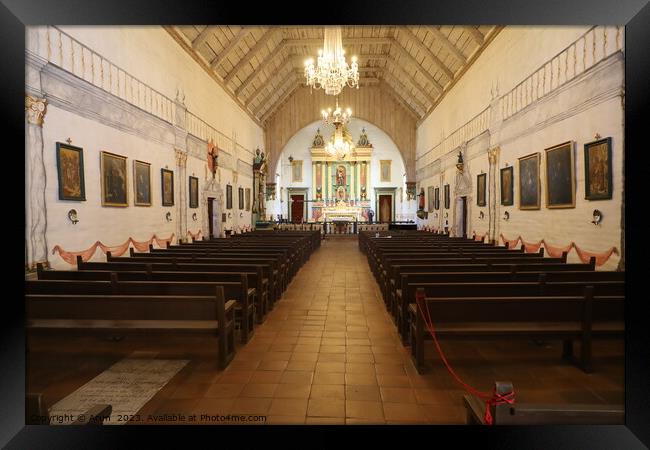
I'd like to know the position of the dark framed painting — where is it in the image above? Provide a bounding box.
[133,160,151,206]
[245,188,251,211]
[443,184,450,209]
[238,187,244,210]
[434,187,440,210]
[189,176,199,208]
[545,141,575,208]
[100,151,128,207]
[518,152,541,210]
[476,173,486,206]
[500,166,514,206]
[427,186,435,212]
[584,137,613,200]
[56,142,86,201]
[226,184,232,209]
[222,213,227,223]
[161,168,174,206]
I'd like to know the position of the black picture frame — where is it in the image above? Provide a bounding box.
[584,136,613,200]
[518,152,541,210]
[444,184,450,209]
[100,151,128,207]
[161,168,174,206]
[545,141,576,208]
[434,187,440,210]
[427,186,435,212]
[476,173,486,206]
[226,184,232,209]
[133,160,151,206]
[500,166,514,206]
[238,187,244,210]
[188,176,199,208]
[55,142,86,201]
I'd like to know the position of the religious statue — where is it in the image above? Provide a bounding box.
[312,129,324,147]
[336,165,346,186]
[207,139,218,177]
[357,128,371,147]
[456,150,464,173]
[360,185,367,200]
[417,187,425,211]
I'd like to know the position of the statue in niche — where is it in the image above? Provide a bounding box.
[336,165,346,186]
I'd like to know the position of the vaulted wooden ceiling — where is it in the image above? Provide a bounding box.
[165,25,501,127]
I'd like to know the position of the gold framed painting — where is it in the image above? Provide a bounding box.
[518,152,541,210]
[380,160,391,182]
[476,173,486,206]
[56,142,86,201]
[584,137,613,200]
[292,160,303,182]
[544,141,575,208]
[133,160,151,206]
[100,151,128,207]
[161,168,174,206]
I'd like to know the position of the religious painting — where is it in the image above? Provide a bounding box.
[444,184,450,209]
[238,187,244,210]
[335,165,346,186]
[292,160,303,182]
[160,168,174,206]
[584,137,613,200]
[100,151,128,207]
[56,142,85,201]
[133,160,151,206]
[427,186,435,212]
[226,184,232,209]
[380,160,391,182]
[434,187,440,210]
[500,166,514,206]
[189,176,199,208]
[545,141,575,208]
[336,186,346,201]
[477,173,486,206]
[518,152,541,210]
[245,188,251,211]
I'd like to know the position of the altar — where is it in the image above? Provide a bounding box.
[322,201,364,222]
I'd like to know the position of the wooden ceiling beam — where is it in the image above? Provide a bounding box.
[260,83,299,124]
[235,43,287,97]
[244,58,294,106]
[210,28,249,70]
[388,38,444,95]
[381,70,428,114]
[464,26,485,45]
[421,26,467,65]
[192,25,213,50]
[224,27,278,84]
[385,59,437,105]
[379,80,422,120]
[398,28,456,81]
[253,71,296,116]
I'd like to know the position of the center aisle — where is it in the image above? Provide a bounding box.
[141,236,464,425]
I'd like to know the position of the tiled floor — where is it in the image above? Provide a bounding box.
[28,236,624,425]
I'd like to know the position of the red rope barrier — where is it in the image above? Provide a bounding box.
[415,291,515,424]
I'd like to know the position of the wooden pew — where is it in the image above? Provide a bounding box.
[409,286,624,374]
[26,276,255,344]
[463,382,624,425]
[26,289,236,369]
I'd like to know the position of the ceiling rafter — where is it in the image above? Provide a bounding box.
[388,38,444,95]
[260,83,300,124]
[253,71,297,115]
[424,26,467,65]
[210,28,249,70]
[385,59,436,106]
[379,80,422,120]
[381,70,428,114]
[397,28,455,81]
[244,58,294,106]
[223,27,278,84]
[235,43,287,97]
[464,26,485,45]
[192,25,213,50]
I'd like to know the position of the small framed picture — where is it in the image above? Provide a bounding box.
[434,187,440,210]
[500,166,514,206]
[161,168,174,206]
[101,151,128,207]
[245,188,251,211]
[189,176,199,208]
[133,160,151,206]
[226,184,232,209]
[238,187,244,210]
[427,186,435,212]
[476,173,486,207]
[544,141,575,208]
[518,152,541,210]
[443,184,450,209]
[56,142,86,201]
[584,137,613,200]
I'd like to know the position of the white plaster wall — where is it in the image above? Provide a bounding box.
[267,118,416,220]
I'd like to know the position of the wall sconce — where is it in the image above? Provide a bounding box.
[591,209,603,225]
[503,211,510,221]
[192,213,198,221]
[444,212,448,218]
[67,209,79,225]
[288,155,294,163]
[240,212,244,218]
[165,212,172,222]
[478,211,484,220]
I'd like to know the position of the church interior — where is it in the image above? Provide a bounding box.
[24,24,626,426]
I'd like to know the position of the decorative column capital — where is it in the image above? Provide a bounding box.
[487,147,500,165]
[174,148,187,167]
[25,95,47,126]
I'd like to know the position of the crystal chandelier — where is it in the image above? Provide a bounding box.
[322,98,354,159]
[321,97,351,126]
[304,27,359,96]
